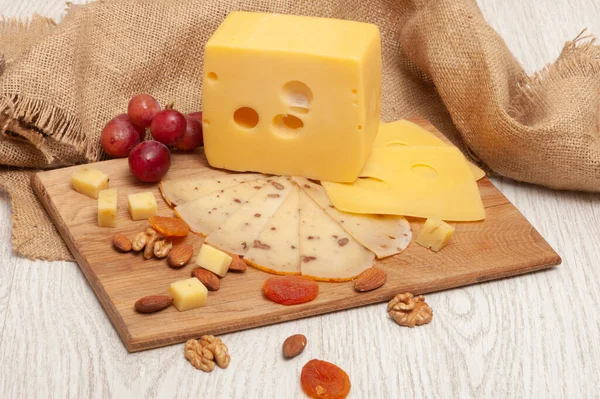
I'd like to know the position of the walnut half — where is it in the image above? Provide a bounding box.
[387,292,433,328]
[184,335,230,372]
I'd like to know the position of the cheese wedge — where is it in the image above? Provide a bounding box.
[293,177,411,258]
[322,146,485,221]
[244,185,301,275]
[174,179,267,236]
[205,177,294,255]
[299,191,374,281]
[373,120,485,181]
[159,173,263,207]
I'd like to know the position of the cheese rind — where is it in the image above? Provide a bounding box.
[97,188,118,228]
[195,244,232,277]
[71,167,109,199]
[127,192,158,221]
[169,278,208,311]
[205,177,294,255]
[323,146,485,221]
[175,179,267,236]
[373,120,485,181]
[159,173,263,206]
[299,191,374,281]
[416,218,455,252]
[244,185,301,275]
[203,11,382,182]
[293,177,411,258]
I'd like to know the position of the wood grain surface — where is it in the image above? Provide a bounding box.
[31,119,558,352]
[1,1,599,398]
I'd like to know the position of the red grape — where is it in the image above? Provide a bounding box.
[128,141,171,182]
[100,114,142,158]
[128,94,161,130]
[150,109,186,146]
[187,111,203,124]
[175,115,204,150]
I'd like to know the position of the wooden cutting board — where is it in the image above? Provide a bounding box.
[32,119,561,352]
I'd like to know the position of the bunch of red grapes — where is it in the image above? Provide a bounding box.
[100,94,203,182]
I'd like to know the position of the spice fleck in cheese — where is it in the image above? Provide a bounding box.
[202,11,382,182]
[97,188,118,228]
[169,278,208,311]
[71,167,109,199]
[416,219,455,252]
[127,192,157,221]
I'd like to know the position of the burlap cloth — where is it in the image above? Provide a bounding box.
[0,0,599,261]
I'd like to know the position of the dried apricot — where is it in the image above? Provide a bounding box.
[148,215,189,237]
[301,359,351,399]
[263,276,318,305]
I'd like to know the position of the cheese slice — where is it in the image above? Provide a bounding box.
[299,191,374,281]
[322,146,485,221]
[293,177,411,258]
[244,185,301,275]
[205,177,294,255]
[373,120,485,181]
[159,173,263,207]
[174,179,267,236]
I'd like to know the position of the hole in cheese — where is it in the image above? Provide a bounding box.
[233,107,259,129]
[358,125,363,130]
[410,163,439,179]
[272,114,304,137]
[203,119,211,127]
[282,81,312,114]
[207,72,218,81]
[385,140,408,148]
[352,89,358,94]
[355,177,390,191]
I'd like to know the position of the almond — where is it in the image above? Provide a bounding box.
[282,334,307,358]
[113,233,132,252]
[168,244,194,268]
[228,254,247,272]
[134,295,173,313]
[191,267,220,291]
[354,267,387,292]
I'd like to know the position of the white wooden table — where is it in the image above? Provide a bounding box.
[1,1,599,398]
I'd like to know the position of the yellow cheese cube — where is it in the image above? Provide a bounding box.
[97,188,118,228]
[71,167,109,199]
[169,278,208,311]
[127,192,157,221]
[202,12,382,182]
[195,244,232,277]
[416,218,456,252]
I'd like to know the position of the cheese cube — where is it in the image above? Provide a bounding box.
[127,192,157,221]
[195,244,232,277]
[71,167,109,199]
[169,278,208,311]
[202,12,382,182]
[416,219,456,252]
[97,189,118,227]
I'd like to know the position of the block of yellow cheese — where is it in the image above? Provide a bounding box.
[127,192,157,221]
[169,278,208,311]
[97,188,117,228]
[195,244,232,277]
[373,120,486,181]
[202,11,382,182]
[322,146,485,221]
[416,218,455,252]
[71,167,109,199]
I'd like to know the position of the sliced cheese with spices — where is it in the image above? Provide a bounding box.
[174,179,267,236]
[299,191,374,281]
[244,185,301,275]
[205,177,294,255]
[374,120,485,181]
[159,173,263,207]
[322,146,485,221]
[293,176,411,258]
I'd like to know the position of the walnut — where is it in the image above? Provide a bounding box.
[143,232,161,260]
[387,292,433,328]
[153,238,172,258]
[184,336,230,372]
[132,228,156,252]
